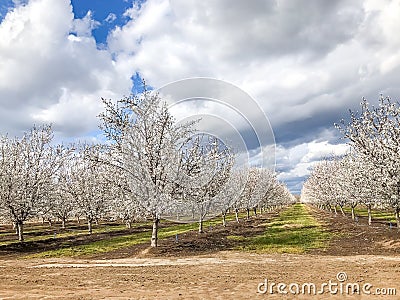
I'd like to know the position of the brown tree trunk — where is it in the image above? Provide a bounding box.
[17,221,24,242]
[198,217,204,233]
[351,206,356,221]
[61,217,66,229]
[126,221,132,229]
[222,213,227,227]
[367,205,372,225]
[88,219,93,234]
[339,205,345,216]
[246,208,250,220]
[235,209,239,223]
[396,207,400,229]
[151,217,160,247]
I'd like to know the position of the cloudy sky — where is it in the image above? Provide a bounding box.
[1,0,400,193]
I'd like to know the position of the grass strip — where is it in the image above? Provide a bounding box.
[0,223,150,247]
[342,207,396,223]
[234,203,331,253]
[25,214,239,258]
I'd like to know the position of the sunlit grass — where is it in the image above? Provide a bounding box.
[342,206,396,223]
[25,214,242,258]
[0,222,150,247]
[237,203,331,253]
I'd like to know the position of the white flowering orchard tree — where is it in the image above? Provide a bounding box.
[336,97,400,227]
[99,90,195,247]
[303,159,342,214]
[240,168,276,219]
[301,182,321,207]
[336,154,384,223]
[213,168,247,226]
[240,168,260,219]
[65,145,111,234]
[303,153,385,225]
[329,155,361,220]
[257,169,281,213]
[173,134,234,233]
[328,157,349,216]
[48,162,78,229]
[109,171,143,228]
[265,181,294,210]
[0,125,72,241]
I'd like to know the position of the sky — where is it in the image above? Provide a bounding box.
[1,0,400,193]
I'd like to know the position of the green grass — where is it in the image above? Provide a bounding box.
[0,222,150,247]
[342,206,396,223]
[6,207,325,258]
[26,216,235,258]
[1,212,246,246]
[237,203,331,253]
[227,235,246,241]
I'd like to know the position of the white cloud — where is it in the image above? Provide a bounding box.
[12,0,28,6]
[72,10,100,37]
[107,0,400,127]
[276,141,350,182]
[104,13,117,23]
[0,0,132,136]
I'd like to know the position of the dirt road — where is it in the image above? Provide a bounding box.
[0,252,399,299]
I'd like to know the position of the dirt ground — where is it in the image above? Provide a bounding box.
[0,207,400,299]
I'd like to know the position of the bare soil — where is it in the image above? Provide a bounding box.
[0,206,400,299]
[308,206,400,256]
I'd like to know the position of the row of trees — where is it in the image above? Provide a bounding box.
[302,97,400,227]
[0,89,294,245]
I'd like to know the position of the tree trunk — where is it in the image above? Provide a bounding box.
[151,217,160,247]
[235,208,239,223]
[198,217,204,233]
[61,217,66,229]
[351,206,356,221]
[396,207,400,229]
[253,207,257,216]
[339,205,345,216]
[77,216,80,224]
[367,205,372,225]
[222,213,227,227]
[259,206,263,215]
[246,208,250,220]
[88,219,93,234]
[126,221,132,229]
[333,206,337,214]
[17,221,24,242]
[47,218,53,227]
